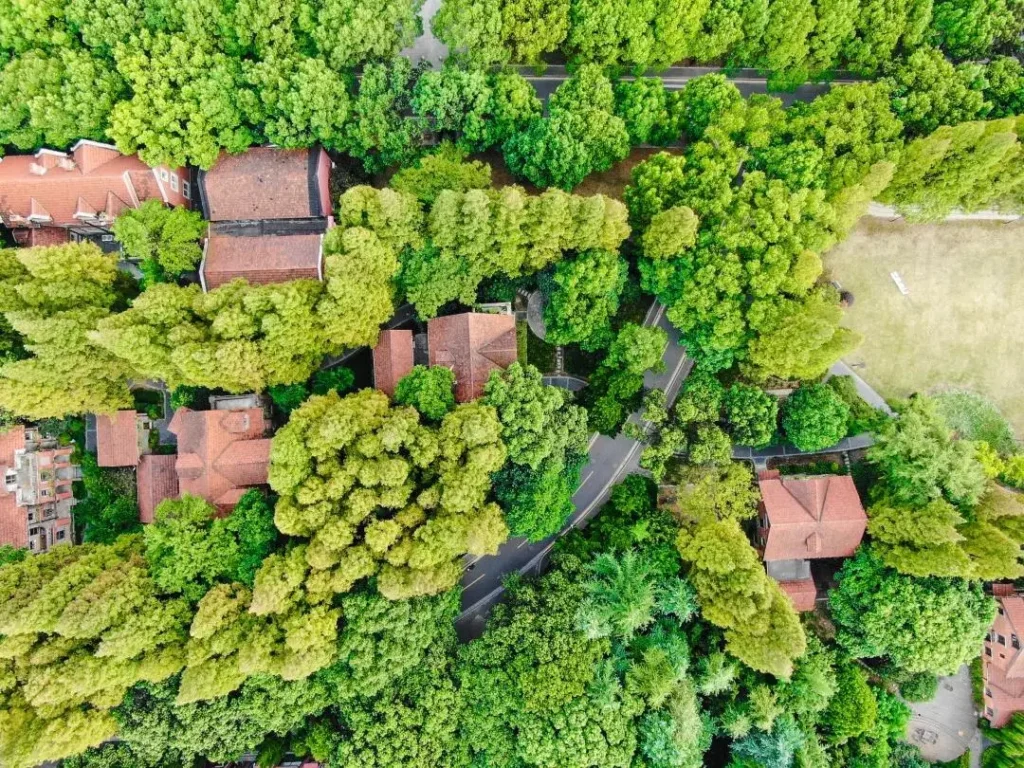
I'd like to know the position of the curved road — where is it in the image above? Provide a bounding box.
[456,302,693,639]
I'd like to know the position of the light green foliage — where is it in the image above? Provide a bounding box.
[343,184,628,319]
[724,384,778,448]
[881,117,1024,220]
[113,200,207,278]
[503,65,630,190]
[433,0,568,65]
[821,662,877,745]
[930,0,1023,59]
[307,0,423,69]
[676,74,745,142]
[932,391,1016,455]
[394,365,456,421]
[829,548,996,675]
[782,383,851,452]
[843,0,934,74]
[826,374,891,436]
[483,361,588,471]
[268,389,508,600]
[642,206,700,260]
[0,540,191,768]
[625,151,689,231]
[0,244,132,419]
[672,462,760,526]
[868,497,973,577]
[543,249,628,350]
[868,396,988,509]
[576,551,660,642]
[885,47,991,137]
[390,143,492,204]
[730,716,805,768]
[677,519,805,677]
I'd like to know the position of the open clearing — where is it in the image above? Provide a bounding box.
[825,217,1024,436]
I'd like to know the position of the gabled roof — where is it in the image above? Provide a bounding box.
[137,454,179,524]
[427,312,518,402]
[777,578,817,612]
[167,408,271,512]
[373,330,414,397]
[759,473,867,561]
[0,144,180,227]
[0,426,27,548]
[95,410,141,467]
[201,232,322,290]
[199,147,331,221]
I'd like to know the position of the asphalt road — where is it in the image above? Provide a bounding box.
[456,301,693,640]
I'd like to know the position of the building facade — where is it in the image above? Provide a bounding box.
[983,586,1024,727]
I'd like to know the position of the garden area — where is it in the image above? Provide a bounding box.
[825,218,1024,435]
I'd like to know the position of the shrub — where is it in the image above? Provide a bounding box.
[899,672,939,702]
[311,366,355,396]
[268,383,309,415]
[724,384,778,448]
[394,365,456,421]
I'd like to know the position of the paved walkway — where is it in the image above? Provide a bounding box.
[906,665,981,766]
[456,301,693,639]
[868,202,1021,223]
[829,361,894,416]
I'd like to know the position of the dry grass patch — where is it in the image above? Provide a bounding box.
[824,217,1024,434]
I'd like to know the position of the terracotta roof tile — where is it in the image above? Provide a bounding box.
[167,407,270,513]
[202,233,321,290]
[373,330,414,397]
[776,578,817,612]
[427,313,518,402]
[760,474,866,561]
[0,426,27,548]
[96,410,141,467]
[0,146,182,227]
[137,454,179,524]
[201,147,330,221]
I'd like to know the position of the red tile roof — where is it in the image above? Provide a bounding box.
[0,426,27,548]
[96,410,141,467]
[985,595,1024,726]
[0,142,183,228]
[201,147,331,221]
[759,474,866,561]
[137,454,179,524]
[168,408,271,513]
[427,313,518,402]
[373,330,414,397]
[201,233,322,290]
[777,578,817,612]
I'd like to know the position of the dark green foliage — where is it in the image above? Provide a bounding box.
[930,0,1023,60]
[170,385,210,410]
[268,383,309,416]
[613,78,683,146]
[0,543,27,567]
[826,375,891,436]
[394,365,456,421]
[730,716,805,768]
[344,58,423,174]
[74,451,141,544]
[984,712,1024,766]
[899,672,939,702]
[311,367,356,396]
[821,662,877,744]
[932,390,1017,455]
[61,743,142,768]
[676,74,745,143]
[724,384,778,448]
[985,57,1024,118]
[884,47,991,137]
[782,383,851,452]
[584,323,667,436]
[493,453,586,541]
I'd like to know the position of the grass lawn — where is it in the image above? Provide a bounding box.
[824,217,1024,435]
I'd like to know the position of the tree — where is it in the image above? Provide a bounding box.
[543,249,628,350]
[394,365,456,421]
[868,396,987,509]
[867,498,973,578]
[671,462,760,525]
[74,452,140,544]
[985,57,1024,118]
[624,151,689,230]
[483,362,589,471]
[984,712,1024,766]
[829,548,995,675]
[730,716,804,768]
[884,47,990,137]
[676,74,745,142]
[269,389,508,600]
[843,0,933,74]
[343,58,422,173]
[584,323,667,436]
[0,244,133,419]
[498,0,571,66]
[503,65,629,190]
[307,0,424,69]
[724,384,778,448]
[432,0,505,65]
[930,0,1022,59]
[312,366,356,396]
[641,206,700,260]
[880,118,1024,220]
[782,383,851,452]
[613,78,681,146]
[390,142,492,204]
[269,383,309,415]
[677,519,805,677]
[492,454,586,541]
[113,200,207,279]
[821,662,878,745]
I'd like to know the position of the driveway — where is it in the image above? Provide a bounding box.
[905,664,981,766]
[456,302,692,639]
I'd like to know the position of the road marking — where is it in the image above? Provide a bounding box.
[516,539,530,549]
[463,555,482,570]
[587,433,600,449]
[465,572,487,589]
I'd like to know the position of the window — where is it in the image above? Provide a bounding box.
[183,180,191,199]
[986,688,993,697]
[987,707,995,717]
[101,234,114,242]
[28,527,38,535]
[159,169,169,182]
[999,607,1005,615]
[1014,634,1020,650]
[28,540,34,550]
[56,530,65,541]
[999,634,1007,646]
[170,173,178,192]
[986,647,993,657]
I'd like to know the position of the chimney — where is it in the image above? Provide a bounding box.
[56,156,76,171]
[28,163,47,176]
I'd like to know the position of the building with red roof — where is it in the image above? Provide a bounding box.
[197,147,333,291]
[984,589,1024,727]
[373,330,415,397]
[427,312,518,402]
[756,470,867,611]
[95,410,149,467]
[136,454,180,524]
[0,425,78,553]
[167,406,271,513]
[0,141,189,250]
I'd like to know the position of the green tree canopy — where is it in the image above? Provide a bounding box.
[781,383,850,452]
[113,200,207,278]
[394,365,457,422]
